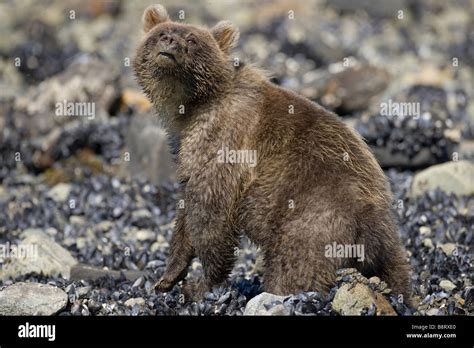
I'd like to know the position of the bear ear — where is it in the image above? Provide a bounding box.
[142,4,170,33]
[211,21,240,54]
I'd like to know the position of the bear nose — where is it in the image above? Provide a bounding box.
[160,33,178,51]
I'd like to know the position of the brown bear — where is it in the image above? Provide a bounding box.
[133,4,412,302]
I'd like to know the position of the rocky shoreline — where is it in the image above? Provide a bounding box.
[0,166,472,316]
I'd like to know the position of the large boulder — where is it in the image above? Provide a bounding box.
[318,65,390,113]
[332,283,397,316]
[410,160,474,197]
[0,282,68,315]
[119,112,176,186]
[0,228,77,280]
[14,55,121,137]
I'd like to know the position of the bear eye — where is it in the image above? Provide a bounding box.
[186,36,197,45]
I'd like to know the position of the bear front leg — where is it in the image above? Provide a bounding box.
[184,202,239,301]
[155,202,194,292]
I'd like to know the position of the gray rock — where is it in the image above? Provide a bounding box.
[0,61,24,100]
[319,65,390,113]
[423,238,434,249]
[332,283,396,316]
[426,308,443,316]
[130,209,154,228]
[75,237,87,250]
[96,220,114,232]
[286,23,347,66]
[0,229,77,280]
[119,113,176,186]
[124,227,156,242]
[439,280,456,292]
[243,292,289,315]
[135,230,156,241]
[459,141,474,160]
[410,161,474,197]
[372,147,435,169]
[265,303,290,315]
[438,243,457,256]
[368,276,381,286]
[419,226,432,236]
[47,183,72,203]
[420,271,431,281]
[336,268,359,277]
[150,234,169,252]
[76,286,92,298]
[0,185,7,200]
[131,209,152,220]
[70,264,145,282]
[14,55,120,137]
[69,215,86,225]
[124,297,145,307]
[0,282,67,315]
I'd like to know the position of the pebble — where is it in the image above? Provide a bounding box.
[439,243,457,256]
[47,183,72,203]
[135,230,156,242]
[419,226,431,236]
[243,293,288,315]
[439,280,456,292]
[70,215,86,225]
[124,297,145,307]
[369,276,381,286]
[423,238,434,248]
